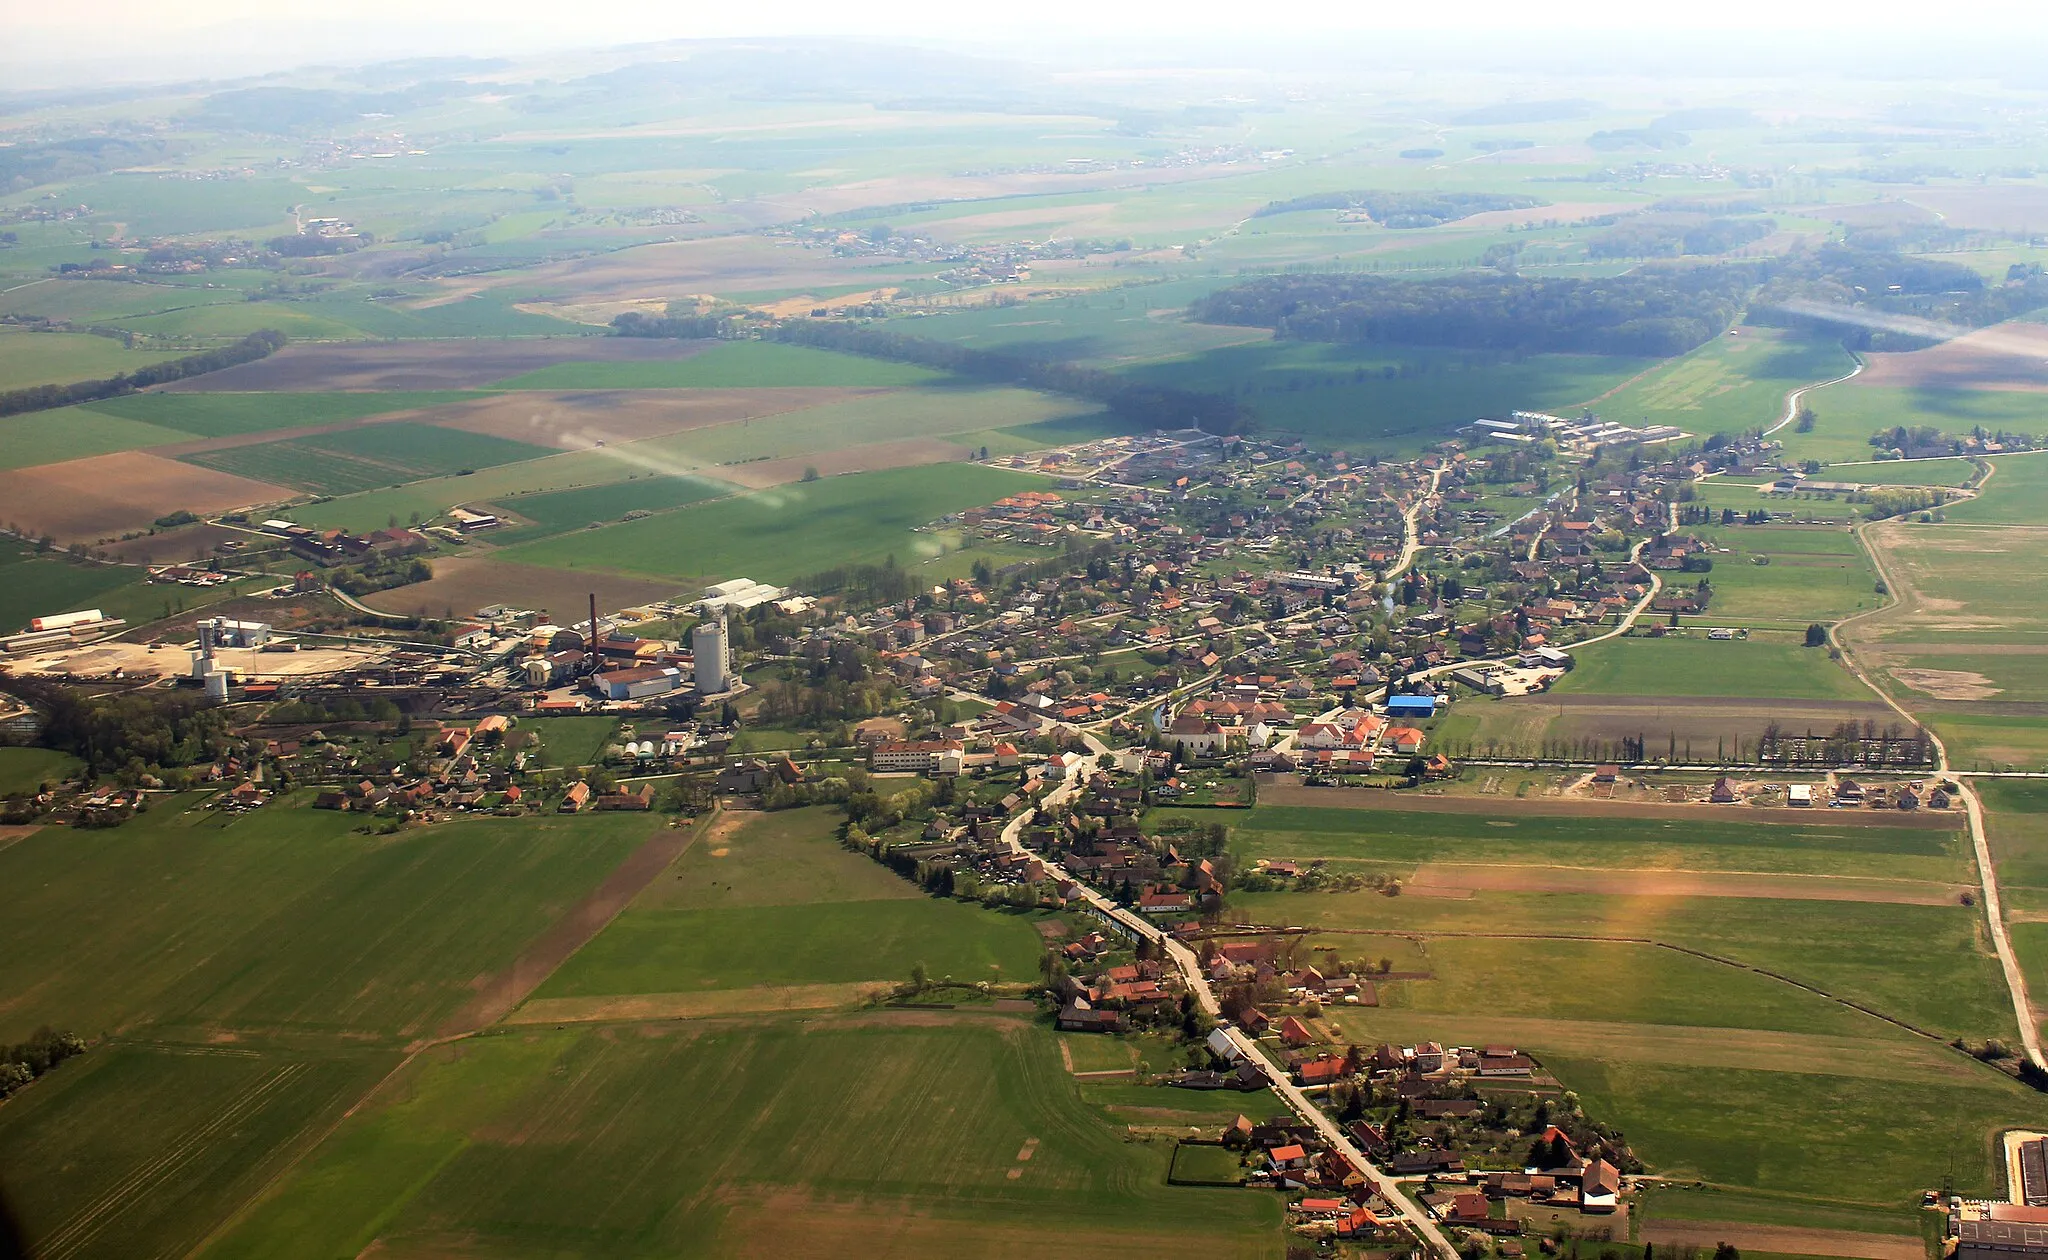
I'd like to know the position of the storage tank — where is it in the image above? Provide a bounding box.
[203,670,230,701]
[31,609,104,633]
[692,617,730,694]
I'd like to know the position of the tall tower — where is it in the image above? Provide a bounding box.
[693,616,730,694]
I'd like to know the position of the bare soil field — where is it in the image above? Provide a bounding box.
[464,237,913,306]
[1404,862,1969,905]
[425,387,877,449]
[359,556,678,620]
[156,339,712,392]
[716,437,974,489]
[1854,321,2048,392]
[0,451,289,543]
[1256,778,1960,828]
[101,522,249,565]
[1640,1221,1924,1260]
[507,982,885,1025]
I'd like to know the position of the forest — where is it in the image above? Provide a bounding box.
[1190,266,1756,356]
[1250,190,1544,227]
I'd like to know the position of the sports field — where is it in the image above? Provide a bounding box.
[503,463,1047,584]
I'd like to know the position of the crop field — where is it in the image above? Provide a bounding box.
[199,1019,1282,1260]
[1946,453,2048,524]
[1823,456,1980,487]
[153,338,694,393]
[1190,801,1965,881]
[0,795,652,1044]
[1692,523,1881,623]
[0,327,186,392]
[1790,382,2048,465]
[488,474,739,539]
[1119,340,1654,446]
[1852,320,2048,393]
[0,451,290,544]
[181,425,556,495]
[423,385,875,448]
[358,555,682,620]
[78,390,483,439]
[628,808,922,911]
[502,462,1047,585]
[1584,326,1855,438]
[0,747,82,795]
[491,340,946,389]
[1550,635,1874,701]
[0,544,149,633]
[0,406,197,471]
[900,279,1268,366]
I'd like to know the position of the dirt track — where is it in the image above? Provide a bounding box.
[1406,862,1968,905]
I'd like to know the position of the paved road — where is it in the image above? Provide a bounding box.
[1763,357,1865,436]
[1003,758,1457,1257]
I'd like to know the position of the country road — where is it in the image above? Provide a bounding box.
[1003,761,1459,1258]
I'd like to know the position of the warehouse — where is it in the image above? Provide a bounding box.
[589,665,684,701]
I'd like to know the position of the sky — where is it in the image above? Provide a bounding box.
[7,0,2048,89]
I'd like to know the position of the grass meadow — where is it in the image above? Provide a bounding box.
[0,327,186,391]
[0,407,195,471]
[1551,635,1872,701]
[503,462,1047,585]
[81,390,483,438]
[1692,523,1881,624]
[1588,326,1856,438]
[0,544,147,633]
[1788,383,2048,466]
[0,747,83,795]
[1947,453,2048,524]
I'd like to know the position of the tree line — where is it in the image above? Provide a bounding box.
[0,329,285,418]
[0,1028,85,1100]
[1250,190,1542,227]
[0,676,238,779]
[764,321,1254,435]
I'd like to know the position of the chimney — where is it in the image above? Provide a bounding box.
[588,593,599,647]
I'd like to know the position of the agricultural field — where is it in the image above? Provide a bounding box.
[77,390,483,438]
[1788,380,2048,466]
[0,327,186,391]
[490,340,946,389]
[1945,453,2048,525]
[502,462,1048,585]
[1550,634,1874,701]
[1585,325,1855,439]
[180,425,557,496]
[1118,340,1655,446]
[1691,523,1881,624]
[0,542,148,633]
[898,278,1269,367]
[0,405,196,471]
[0,747,82,795]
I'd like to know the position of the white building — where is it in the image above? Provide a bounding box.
[870,740,965,773]
[698,577,784,614]
[693,618,731,694]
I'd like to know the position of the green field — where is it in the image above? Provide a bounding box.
[0,747,83,795]
[1788,383,2048,466]
[1690,523,1881,623]
[0,407,195,470]
[1947,453,2048,525]
[80,390,483,438]
[1120,340,1655,447]
[0,544,146,635]
[1826,456,1981,487]
[487,474,738,539]
[198,1020,1281,1259]
[1551,634,1873,701]
[1176,802,1966,881]
[528,715,618,768]
[630,808,922,911]
[900,279,1269,367]
[0,795,651,1043]
[181,425,556,495]
[503,463,1047,585]
[492,341,945,389]
[0,326,185,392]
[1589,326,1855,438]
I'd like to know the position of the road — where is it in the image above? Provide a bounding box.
[1831,516,2043,1069]
[1003,757,1458,1257]
[1763,357,1865,437]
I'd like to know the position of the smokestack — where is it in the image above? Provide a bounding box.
[588,593,599,647]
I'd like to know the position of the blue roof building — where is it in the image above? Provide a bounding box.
[1386,695,1438,718]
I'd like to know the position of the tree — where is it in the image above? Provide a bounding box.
[1804,623,1828,647]
[909,962,929,992]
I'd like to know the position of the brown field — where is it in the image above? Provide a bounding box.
[100,522,250,565]
[717,438,974,489]
[359,556,679,620]
[0,451,290,543]
[1854,321,2048,392]
[462,236,919,306]
[425,387,877,449]
[1405,862,1969,905]
[157,338,713,392]
[1256,778,1961,828]
[700,1195,1274,1260]
[507,983,886,1025]
[1639,1221,1923,1260]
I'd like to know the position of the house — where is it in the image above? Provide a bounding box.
[1384,727,1426,755]
[1788,783,1813,807]
[559,781,592,813]
[595,784,655,811]
[1296,1055,1347,1086]
[1579,1158,1620,1212]
[1710,776,1739,804]
[1164,714,1231,757]
[1278,1016,1315,1048]
[1057,998,1125,1034]
[1266,1143,1310,1173]
[1592,764,1619,784]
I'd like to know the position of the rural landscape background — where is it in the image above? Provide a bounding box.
[4,19,2048,1260]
